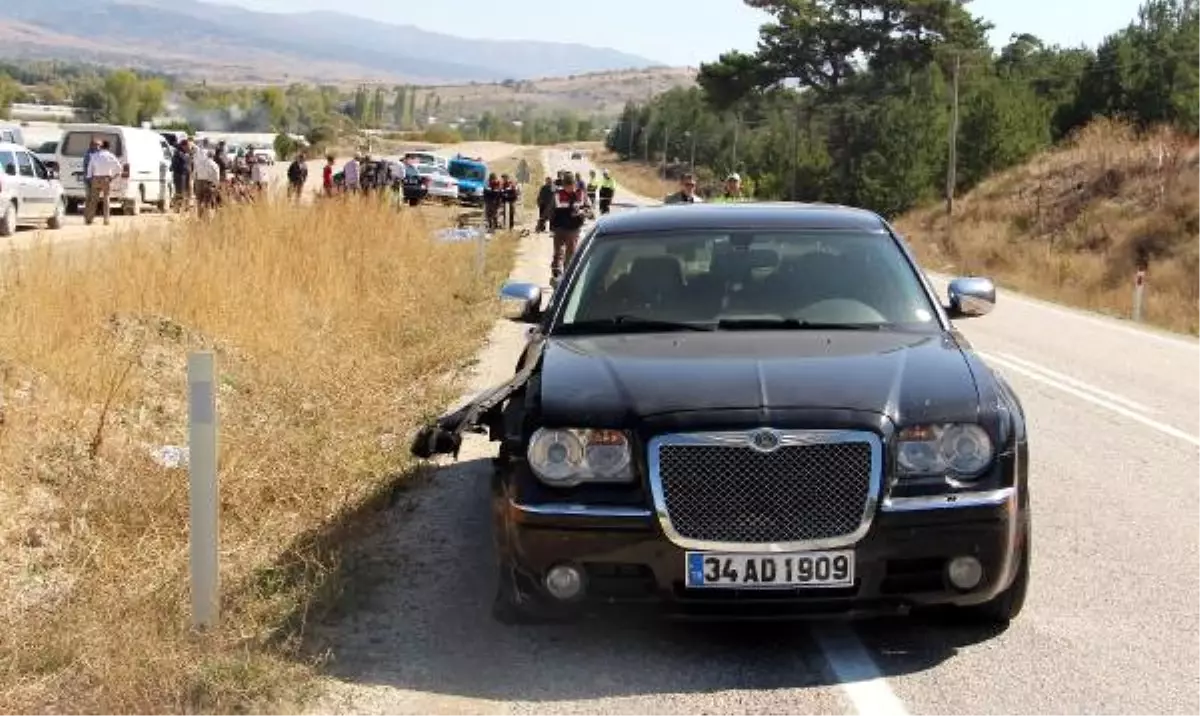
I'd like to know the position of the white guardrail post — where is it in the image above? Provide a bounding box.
[188,351,220,630]
[1132,268,1146,322]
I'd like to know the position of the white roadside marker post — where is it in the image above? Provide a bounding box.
[187,351,220,630]
[1133,268,1146,323]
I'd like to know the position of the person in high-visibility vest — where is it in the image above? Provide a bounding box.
[711,172,746,203]
[597,169,616,214]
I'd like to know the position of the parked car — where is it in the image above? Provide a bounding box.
[30,140,59,172]
[411,202,1031,628]
[401,163,459,205]
[404,150,448,170]
[448,154,487,206]
[0,123,26,147]
[0,140,66,235]
[250,147,276,165]
[55,124,172,215]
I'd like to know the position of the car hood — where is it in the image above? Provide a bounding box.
[536,330,982,427]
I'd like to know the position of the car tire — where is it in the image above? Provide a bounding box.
[124,192,142,216]
[156,185,171,213]
[960,536,1030,625]
[0,201,15,236]
[47,199,64,230]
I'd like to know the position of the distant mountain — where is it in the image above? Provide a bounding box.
[0,0,665,83]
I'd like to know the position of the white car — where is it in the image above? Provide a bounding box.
[414,163,459,202]
[0,140,65,235]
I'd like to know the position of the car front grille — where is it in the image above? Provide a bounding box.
[651,430,879,547]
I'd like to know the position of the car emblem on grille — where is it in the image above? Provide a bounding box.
[749,429,781,452]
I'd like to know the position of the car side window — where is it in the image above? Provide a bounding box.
[30,154,48,180]
[0,150,15,176]
[16,151,34,178]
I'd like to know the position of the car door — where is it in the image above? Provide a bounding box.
[0,149,17,209]
[29,153,60,214]
[15,150,49,219]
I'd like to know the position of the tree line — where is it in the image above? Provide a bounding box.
[0,60,602,148]
[604,0,1198,216]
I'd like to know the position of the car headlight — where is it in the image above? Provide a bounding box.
[896,423,993,479]
[527,428,634,487]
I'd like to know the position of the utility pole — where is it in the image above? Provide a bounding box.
[732,112,741,172]
[662,125,670,180]
[689,131,697,172]
[945,51,961,218]
[627,120,636,157]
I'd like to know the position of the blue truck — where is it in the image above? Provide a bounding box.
[448,154,487,207]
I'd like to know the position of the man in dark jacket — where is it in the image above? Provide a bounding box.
[483,173,502,230]
[287,153,308,201]
[170,139,193,212]
[663,172,701,204]
[548,175,589,285]
[535,176,554,232]
[500,173,520,230]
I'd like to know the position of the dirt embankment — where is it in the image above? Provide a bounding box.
[896,119,1199,335]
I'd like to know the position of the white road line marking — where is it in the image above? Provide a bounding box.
[813,624,909,716]
[980,352,1200,448]
[987,350,1158,414]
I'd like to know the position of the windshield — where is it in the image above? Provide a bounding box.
[554,229,940,332]
[449,162,485,182]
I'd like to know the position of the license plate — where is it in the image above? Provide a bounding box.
[686,550,855,588]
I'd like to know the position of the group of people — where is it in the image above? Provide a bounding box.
[167,137,273,215]
[323,153,401,196]
[483,173,523,231]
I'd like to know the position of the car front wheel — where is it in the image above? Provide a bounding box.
[0,201,15,236]
[47,199,65,229]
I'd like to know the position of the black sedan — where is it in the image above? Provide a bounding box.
[412,202,1031,626]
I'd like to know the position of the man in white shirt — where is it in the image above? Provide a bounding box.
[249,152,269,195]
[85,140,122,226]
[193,149,221,213]
[343,154,361,193]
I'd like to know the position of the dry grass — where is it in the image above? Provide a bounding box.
[896,119,1199,334]
[413,68,697,119]
[0,196,518,713]
[586,145,678,201]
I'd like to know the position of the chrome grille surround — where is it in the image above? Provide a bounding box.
[647,429,883,553]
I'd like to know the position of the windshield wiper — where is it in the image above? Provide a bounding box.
[715,317,889,331]
[558,315,717,333]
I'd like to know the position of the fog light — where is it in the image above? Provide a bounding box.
[544,564,585,601]
[946,556,984,590]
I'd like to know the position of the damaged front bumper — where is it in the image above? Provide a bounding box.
[409,358,537,459]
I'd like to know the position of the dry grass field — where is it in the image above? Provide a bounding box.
[897,119,1199,335]
[0,196,519,713]
[585,145,678,200]
[415,68,697,119]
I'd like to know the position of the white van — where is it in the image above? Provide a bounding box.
[55,124,173,214]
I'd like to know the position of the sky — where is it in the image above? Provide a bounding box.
[208,0,1150,67]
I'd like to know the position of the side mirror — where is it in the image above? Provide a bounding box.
[46,167,59,180]
[499,281,543,323]
[947,276,996,318]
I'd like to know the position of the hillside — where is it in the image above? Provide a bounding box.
[895,120,1199,334]
[417,68,698,120]
[0,0,663,84]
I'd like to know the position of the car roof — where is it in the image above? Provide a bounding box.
[595,202,891,235]
[0,141,31,151]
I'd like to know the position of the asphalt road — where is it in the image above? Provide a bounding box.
[305,148,1196,715]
